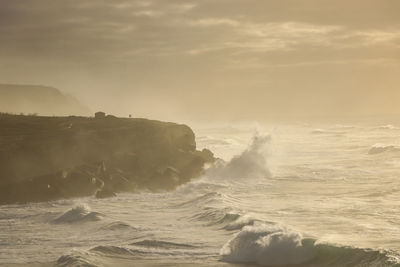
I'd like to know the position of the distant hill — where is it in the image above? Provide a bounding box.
[0,84,90,116]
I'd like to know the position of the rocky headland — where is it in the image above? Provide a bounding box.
[0,113,215,204]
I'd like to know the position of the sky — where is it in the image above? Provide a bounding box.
[0,0,399,121]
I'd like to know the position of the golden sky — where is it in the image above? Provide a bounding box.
[0,0,399,120]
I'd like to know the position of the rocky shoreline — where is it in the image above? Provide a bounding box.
[0,114,215,204]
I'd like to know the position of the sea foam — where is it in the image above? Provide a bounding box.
[220,224,314,266]
[220,223,398,266]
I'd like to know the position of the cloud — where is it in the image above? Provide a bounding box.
[0,0,399,119]
[356,30,400,46]
[190,18,240,27]
[0,0,398,63]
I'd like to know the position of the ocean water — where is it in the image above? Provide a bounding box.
[1,122,400,266]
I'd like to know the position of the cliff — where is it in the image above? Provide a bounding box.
[0,84,90,116]
[0,114,215,204]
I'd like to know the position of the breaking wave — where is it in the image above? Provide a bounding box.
[368,143,400,155]
[220,223,399,266]
[189,203,270,232]
[52,204,103,224]
[223,214,265,231]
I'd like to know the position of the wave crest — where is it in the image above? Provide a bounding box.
[368,143,400,155]
[223,214,264,231]
[57,254,97,267]
[52,204,103,224]
[99,221,137,231]
[220,224,398,266]
[221,224,314,266]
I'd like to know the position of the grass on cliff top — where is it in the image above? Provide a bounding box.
[0,113,183,136]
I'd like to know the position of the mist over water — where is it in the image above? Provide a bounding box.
[2,121,400,266]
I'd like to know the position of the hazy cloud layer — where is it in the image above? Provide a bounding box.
[0,0,399,120]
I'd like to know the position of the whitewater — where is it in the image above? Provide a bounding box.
[1,121,400,266]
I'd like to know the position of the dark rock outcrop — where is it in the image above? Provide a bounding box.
[0,114,215,204]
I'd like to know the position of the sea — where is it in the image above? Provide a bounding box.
[1,120,400,266]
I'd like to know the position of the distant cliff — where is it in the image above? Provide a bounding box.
[0,114,215,204]
[0,84,90,116]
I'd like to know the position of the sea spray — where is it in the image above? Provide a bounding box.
[207,133,271,180]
